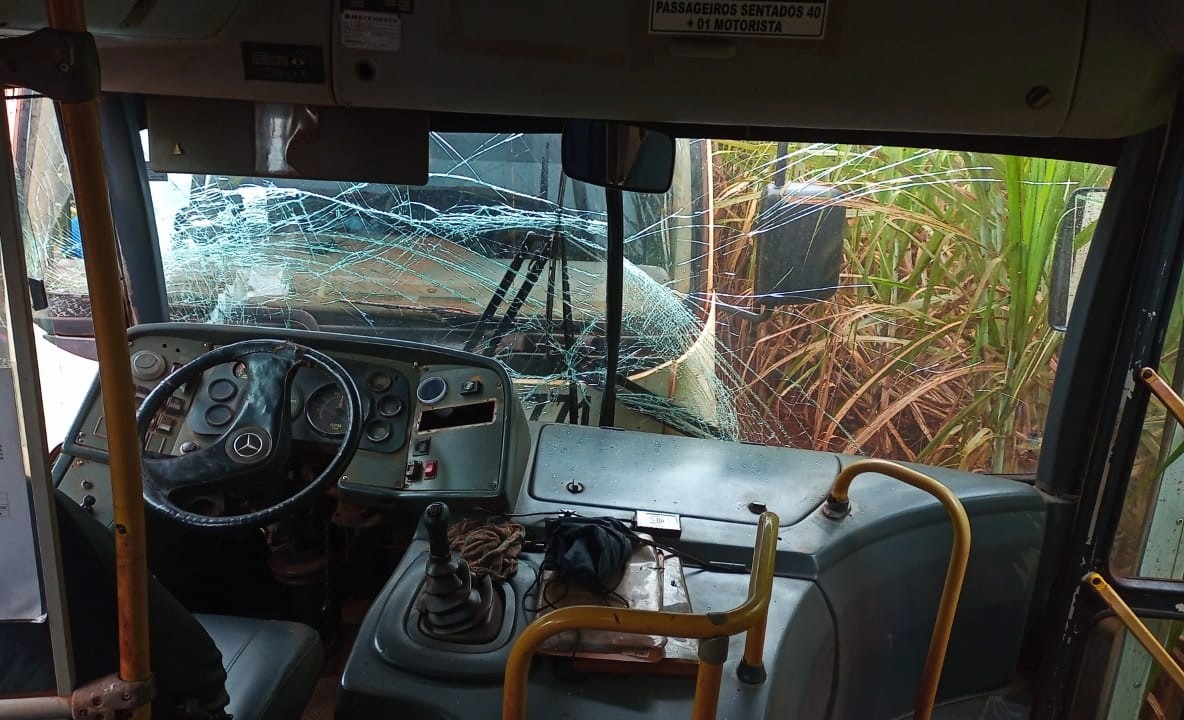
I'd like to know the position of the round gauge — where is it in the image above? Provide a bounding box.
[233,361,249,379]
[367,372,393,393]
[417,376,447,405]
[289,386,304,418]
[205,404,234,428]
[365,420,392,443]
[377,395,404,418]
[208,378,237,403]
[305,384,367,438]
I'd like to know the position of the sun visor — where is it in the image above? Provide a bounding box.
[147,96,428,185]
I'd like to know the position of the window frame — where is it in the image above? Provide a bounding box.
[1033,96,1184,717]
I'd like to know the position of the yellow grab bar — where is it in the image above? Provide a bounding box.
[1140,367,1184,429]
[501,512,779,720]
[824,459,971,720]
[1083,572,1184,692]
[46,2,153,717]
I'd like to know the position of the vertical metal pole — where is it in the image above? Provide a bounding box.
[0,92,75,697]
[44,2,152,716]
[738,594,769,683]
[691,636,728,720]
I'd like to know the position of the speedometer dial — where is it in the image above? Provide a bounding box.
[305,383,366,437]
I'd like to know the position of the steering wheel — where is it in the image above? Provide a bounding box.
[135,339,363,529]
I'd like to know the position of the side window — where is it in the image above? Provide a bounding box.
[1102,279,1184,718]
[9,95,80,312]
[1113,277,1184,578]
[6,92,97,443]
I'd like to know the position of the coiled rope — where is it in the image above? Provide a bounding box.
[447,517,526,581]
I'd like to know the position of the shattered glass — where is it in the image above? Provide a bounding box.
[9,92,1117,473]
[151,133,725,437]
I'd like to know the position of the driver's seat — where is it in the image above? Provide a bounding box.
[194,614,322,720]
[54,492,322,720]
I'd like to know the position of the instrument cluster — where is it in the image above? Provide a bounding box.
[61,327,524,525]
[188,356,413,453]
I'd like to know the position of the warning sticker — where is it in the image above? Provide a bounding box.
[650,1,827,39]
[241,43,325,84]
[341,9,402,51]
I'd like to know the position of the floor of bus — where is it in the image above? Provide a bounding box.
[301,599,364,720]
[930,687,1031,719]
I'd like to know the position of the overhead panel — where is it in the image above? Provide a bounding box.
[69,0,335,107]
[4,0,1177,139]
[332,0,1087,137]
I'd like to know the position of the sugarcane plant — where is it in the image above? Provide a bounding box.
[712,141,1112,473]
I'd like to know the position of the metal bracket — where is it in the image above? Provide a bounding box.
[715,303,775,323]
[0,27,100,102]
[71,674,156,720]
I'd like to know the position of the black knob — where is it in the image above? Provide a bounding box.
[423,502,452,560]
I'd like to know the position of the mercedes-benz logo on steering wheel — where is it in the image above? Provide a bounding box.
[227,427,272,463]
[233,432,264,457]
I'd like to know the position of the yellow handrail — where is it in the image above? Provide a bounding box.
[1140,367,1184,428]
[45,2,153,718]
[825,459,971,720]
[501,512,780,720]
[1083,572,1184,692]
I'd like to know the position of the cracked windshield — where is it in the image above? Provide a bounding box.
[13,97,1112,474]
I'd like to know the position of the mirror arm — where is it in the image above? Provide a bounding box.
[716,303,775,323]
[771,142,788,187]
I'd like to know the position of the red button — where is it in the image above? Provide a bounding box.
[423,460,438,479]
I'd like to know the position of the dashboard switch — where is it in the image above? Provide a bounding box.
[460,379,482,395]
[413,438,430,456]
[423,460,438,479]
[405,461,422,481]
[131,350,166,381]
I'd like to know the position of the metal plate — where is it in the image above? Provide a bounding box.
[530,424,838,526]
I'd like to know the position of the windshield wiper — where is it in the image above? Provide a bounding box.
[464,151,581,422]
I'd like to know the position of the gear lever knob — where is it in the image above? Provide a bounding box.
[423,502,452,560]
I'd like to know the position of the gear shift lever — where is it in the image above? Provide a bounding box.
[424,501,453,561]
[415,502,503,643]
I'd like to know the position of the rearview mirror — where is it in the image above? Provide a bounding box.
[561,120,675,194]
[1049,187,1106,331]
[753,183,845,306]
